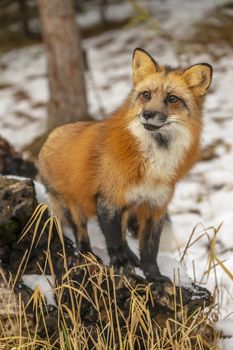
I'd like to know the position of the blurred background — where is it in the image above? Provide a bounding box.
[0,0,233,324]
[0,0,232,154]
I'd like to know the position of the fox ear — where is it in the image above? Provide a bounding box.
[132,48,159,85]
[182,63,213,96]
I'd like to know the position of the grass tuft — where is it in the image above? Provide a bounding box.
[0,204,221,349]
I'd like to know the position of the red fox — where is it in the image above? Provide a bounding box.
[39,48,212,285]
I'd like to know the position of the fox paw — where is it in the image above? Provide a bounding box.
[149,274,174,298]
[109,244,140,273]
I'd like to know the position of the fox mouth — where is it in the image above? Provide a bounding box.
[142,122,171,131]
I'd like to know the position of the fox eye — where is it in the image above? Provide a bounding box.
[167,95,179,103]
[142,91,151,100]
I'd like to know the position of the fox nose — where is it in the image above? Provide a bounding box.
[142,110,156,120]
[142,111,167,122]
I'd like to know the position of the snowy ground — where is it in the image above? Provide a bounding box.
[1,0,233,347]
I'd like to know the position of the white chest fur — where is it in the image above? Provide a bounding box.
[126,118,192,207]
[126,182,172,207]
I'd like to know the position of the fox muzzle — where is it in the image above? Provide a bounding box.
[140,111,168,130]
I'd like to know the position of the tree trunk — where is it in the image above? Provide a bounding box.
[18,0,30,37]
[37,0,89,131]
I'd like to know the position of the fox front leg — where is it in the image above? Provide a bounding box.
[96,196,140,271]
[140,216,171,284]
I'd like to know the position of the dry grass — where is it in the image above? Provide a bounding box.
[0,204,223,349]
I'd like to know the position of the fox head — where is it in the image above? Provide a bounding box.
[128,48,212,149]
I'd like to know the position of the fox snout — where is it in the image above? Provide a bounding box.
[140,110,168,131]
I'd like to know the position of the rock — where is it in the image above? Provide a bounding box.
[0,176,37,247]
[56,254,214,349]
[0,136,37,178]
[0,176,77,276]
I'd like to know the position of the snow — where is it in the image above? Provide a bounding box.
[1,0,233,347]
[216,319,233,337]
[34,180,48,203]
[219,338,233,350]
[22,274,56,306]
[77,1,133,29]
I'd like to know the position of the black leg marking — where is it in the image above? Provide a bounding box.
[96,196,140,270]
[79,239,92,254]
[140,216,171,284]
[127,214,139,237]
[64,208,92,253]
